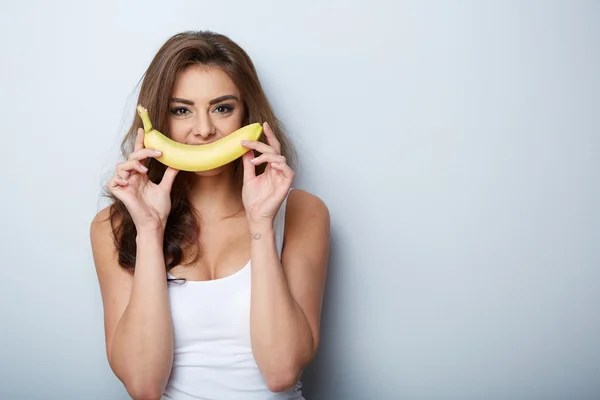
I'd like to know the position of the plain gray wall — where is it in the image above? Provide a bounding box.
[0,1,598,399]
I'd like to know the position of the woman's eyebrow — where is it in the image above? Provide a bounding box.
[209,95,239,105]
[170,97,194,105]
[170,95,239,106]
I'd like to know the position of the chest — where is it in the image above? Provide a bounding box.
[169,217,251,281]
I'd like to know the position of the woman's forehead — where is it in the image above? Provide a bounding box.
[172,65,241,103]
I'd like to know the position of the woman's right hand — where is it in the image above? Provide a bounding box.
[107,128,179,232]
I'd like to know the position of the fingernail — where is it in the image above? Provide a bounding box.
[241,140,248,145]
[141,166,148,172]
[121,179,128,184]
[154,150,162,155]
[251,157,259,164]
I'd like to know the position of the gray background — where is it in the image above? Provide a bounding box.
[1,0,598,399]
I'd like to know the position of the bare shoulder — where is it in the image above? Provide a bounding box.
[286,188,330,225]
[90,206,117,256]
[91,205,113,233]
[283,189,330,251]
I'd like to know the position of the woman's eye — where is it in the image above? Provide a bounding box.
[170,107,189,116]
[214,105,233,114]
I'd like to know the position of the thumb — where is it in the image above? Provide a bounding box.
[159,167,180,192]
[242,149,256,182]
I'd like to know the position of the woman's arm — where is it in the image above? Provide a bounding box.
[90,207,173,400]
[249,189,330,392]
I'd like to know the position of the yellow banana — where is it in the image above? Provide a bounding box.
[136,105,263,172]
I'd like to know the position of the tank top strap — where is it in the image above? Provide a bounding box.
[274,187,294,259]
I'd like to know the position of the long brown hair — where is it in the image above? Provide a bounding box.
[101,30,297,273]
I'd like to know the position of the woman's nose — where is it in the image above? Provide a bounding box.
[192,116,215,139]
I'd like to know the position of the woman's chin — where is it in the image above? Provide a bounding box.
[190,161,236,177]
[193,167,222,177]
[192,163,234,177]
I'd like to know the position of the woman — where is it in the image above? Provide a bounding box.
[90,30,330,400]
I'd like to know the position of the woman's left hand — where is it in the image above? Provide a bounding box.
[241,122,294,228]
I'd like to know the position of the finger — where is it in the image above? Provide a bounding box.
[159,167,179,192]
[117,160,149,177]
[106,177,132,205]
[128,148,163,162]
[115,162,142,180]
[262,122,281,154]
[116,170,129,180]
[270,162,295,180]
[134,128,145,152]
[242,149,256,182]
[250,153,286,166]
[241,139,276,155]
[108,175,129,190]
[115,163,131,180]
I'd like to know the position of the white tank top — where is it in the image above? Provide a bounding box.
[162,189,304,400]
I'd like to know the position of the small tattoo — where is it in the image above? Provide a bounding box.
[250,233,262,240]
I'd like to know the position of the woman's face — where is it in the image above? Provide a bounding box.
[168,64,245,176]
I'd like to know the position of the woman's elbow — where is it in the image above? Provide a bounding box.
[265,368,302,393]
[108,356,168,399]
[119,368,166,400]
[125,381,164,400]
[261,339,316,392]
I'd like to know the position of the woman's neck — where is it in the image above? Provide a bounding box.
[188,167,244,222]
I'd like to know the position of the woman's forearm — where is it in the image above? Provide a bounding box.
[110,228,173,398]
[249,224,314,392]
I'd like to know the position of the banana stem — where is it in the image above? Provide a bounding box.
[137,105,153,133]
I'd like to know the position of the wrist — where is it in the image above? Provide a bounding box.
[247,219,275,233]
[248,223,275,242]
